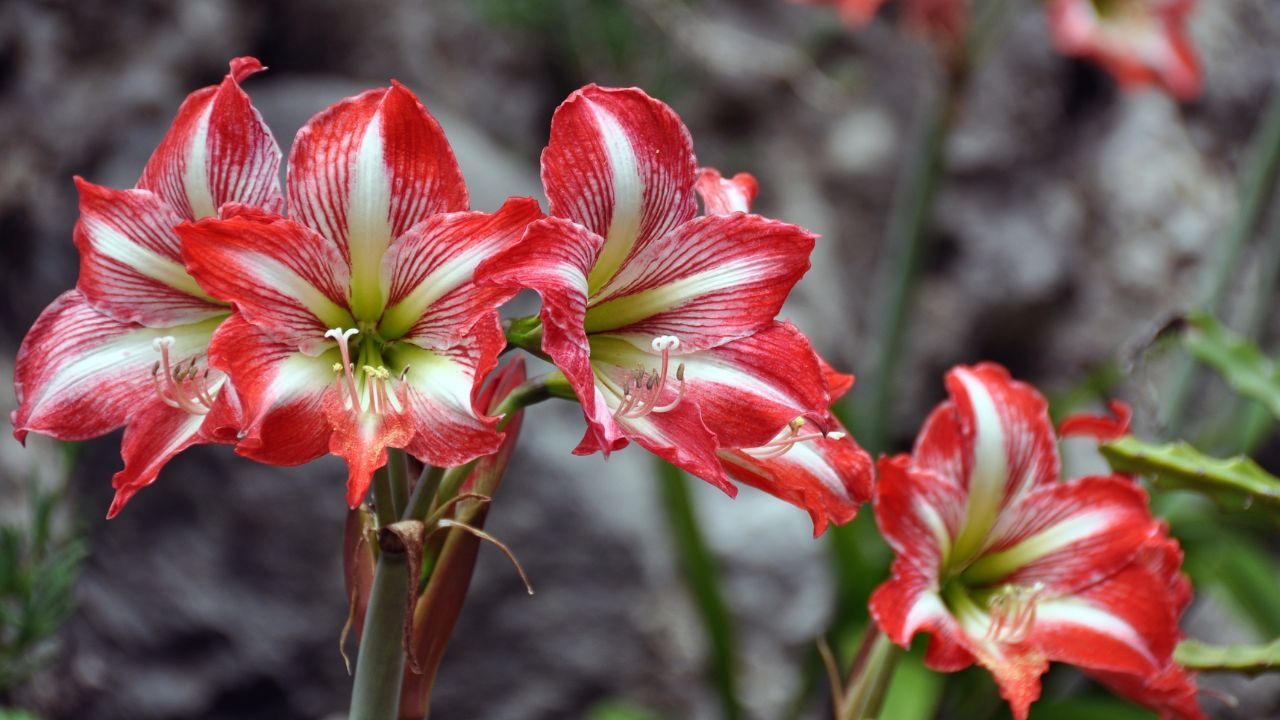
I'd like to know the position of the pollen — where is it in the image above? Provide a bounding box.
[149,335,216,415]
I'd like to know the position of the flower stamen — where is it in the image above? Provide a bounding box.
[614,335,687,419]
[150,336,213,415]
[325,328,361,408]
[985,582,1047,644]
[743,417,846,459]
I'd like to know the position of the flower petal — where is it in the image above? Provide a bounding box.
[542,85,697,293]
[873,454,967,575]
[718,414,872,535]
[288,83,468,319]
[583,214,816,349]
[327,386,417,508]
[1047,0,1201,100]
[966,475,1160,591]
[695,167,758,214]
[477,216,627,454]
[74,180,224,326]
[13,290,221,443]
[137,57,283,220]
[385,317,507,469]
[208,312,335,467]
[179,213,355,353]
[1057,399,1132,441]
[820,355,855,402]
[913,363,1060,564]
[591,321,832,450]
[380,196,543,342]
[106,384,234,519]
[1087,663,1204,720]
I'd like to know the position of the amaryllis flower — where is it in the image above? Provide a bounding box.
[177,82,541,506]
[12,58,282,517]
[479,85,870,530]
[869,363,1203,720]
[794,0,966,39]
[1048,0,1201,100]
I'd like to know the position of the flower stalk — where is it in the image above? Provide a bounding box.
[349,448,412,720]
[838,625,901,720]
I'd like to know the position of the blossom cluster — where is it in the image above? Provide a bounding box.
[12,57,1206,718]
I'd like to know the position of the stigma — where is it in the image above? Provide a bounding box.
[743,417,846,460]
[151,336,216,415]
[614,335,686,419]
[985,582,1047,644]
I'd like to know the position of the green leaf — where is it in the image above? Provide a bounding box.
[588,702,661,720]
[1183,312,1280,419]
[1100,436,1280,515]
[1175,638,1280,674]
[1029,697,1156,720]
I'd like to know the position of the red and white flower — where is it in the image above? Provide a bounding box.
[478,85,871,530]
[177,83,541,507]
[12,58,281,517]
[869,363,1203,719]
[1048,0,1201,100]
[793,0,966,39]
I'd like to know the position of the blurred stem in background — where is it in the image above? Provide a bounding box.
[837,625,901,720]
[656,461,743,720]
[1160,84,1280,438]
[349,449,412,720]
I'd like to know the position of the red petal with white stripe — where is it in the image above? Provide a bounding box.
[388,315,507,469]
[584,214,816,351]
[718,412,872,535]
[137,57,283,220]
[695,167,758,215]
[12,290,221,443]
[380,197,543,344]
[208,313,334,467]
[106,385,235,518]
[477,216,626,454]
[74,180,225,326]
[288,83,467,319]
[179,213,355,354]
[542,85,698,293]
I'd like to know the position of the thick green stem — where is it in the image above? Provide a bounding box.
[839,625,902,720]
[1161,86,1280,436]
[851,57,966,455]
[349,451,411,720]
[388,448,409,518]
[658,460,742,720]
[404,464,446,522]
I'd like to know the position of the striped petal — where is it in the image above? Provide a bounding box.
[913,363,1060,565]
[179,213,355,354]
[695,167,758,214]
[379,197,542,343]
[288,83,468,320]
[583,214,816,350]
[718,412,873,536]
[590,322,831,450]
[138,57,283,220]
[73,180,224,326]
[208,313,335,468]
[1087,663,1204,720]
[13,290,221,443]
[542,85,697,294]
[1047,0,1201,100]
[106,382,235,519]
[477,216,627,454]
[965,476,1160,591]
[873,453,968,575]
[384,316,507,469]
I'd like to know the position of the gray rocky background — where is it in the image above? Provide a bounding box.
[1,0,1279,718]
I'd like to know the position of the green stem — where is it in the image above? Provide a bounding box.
[403,464,446,522]
[851,53,966,455]
[1161,85,1280,435]
[388,447,409,518]
[658,460,742,720]
[349,452,411,720]
[839,625,902,720]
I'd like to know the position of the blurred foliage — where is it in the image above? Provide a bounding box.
[1181,313,1280,421]
[587,701,662,720]
[656,461,742,720]
[1101,436,1280,517]
[473,0,682,96]
[0,468,85,696]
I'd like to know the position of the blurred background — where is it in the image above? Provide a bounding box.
[2,0,1280,718]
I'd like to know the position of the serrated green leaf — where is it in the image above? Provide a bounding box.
[1175,638,1280,673]
[1100,436,1280,515]
[1183,312,1280,419]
